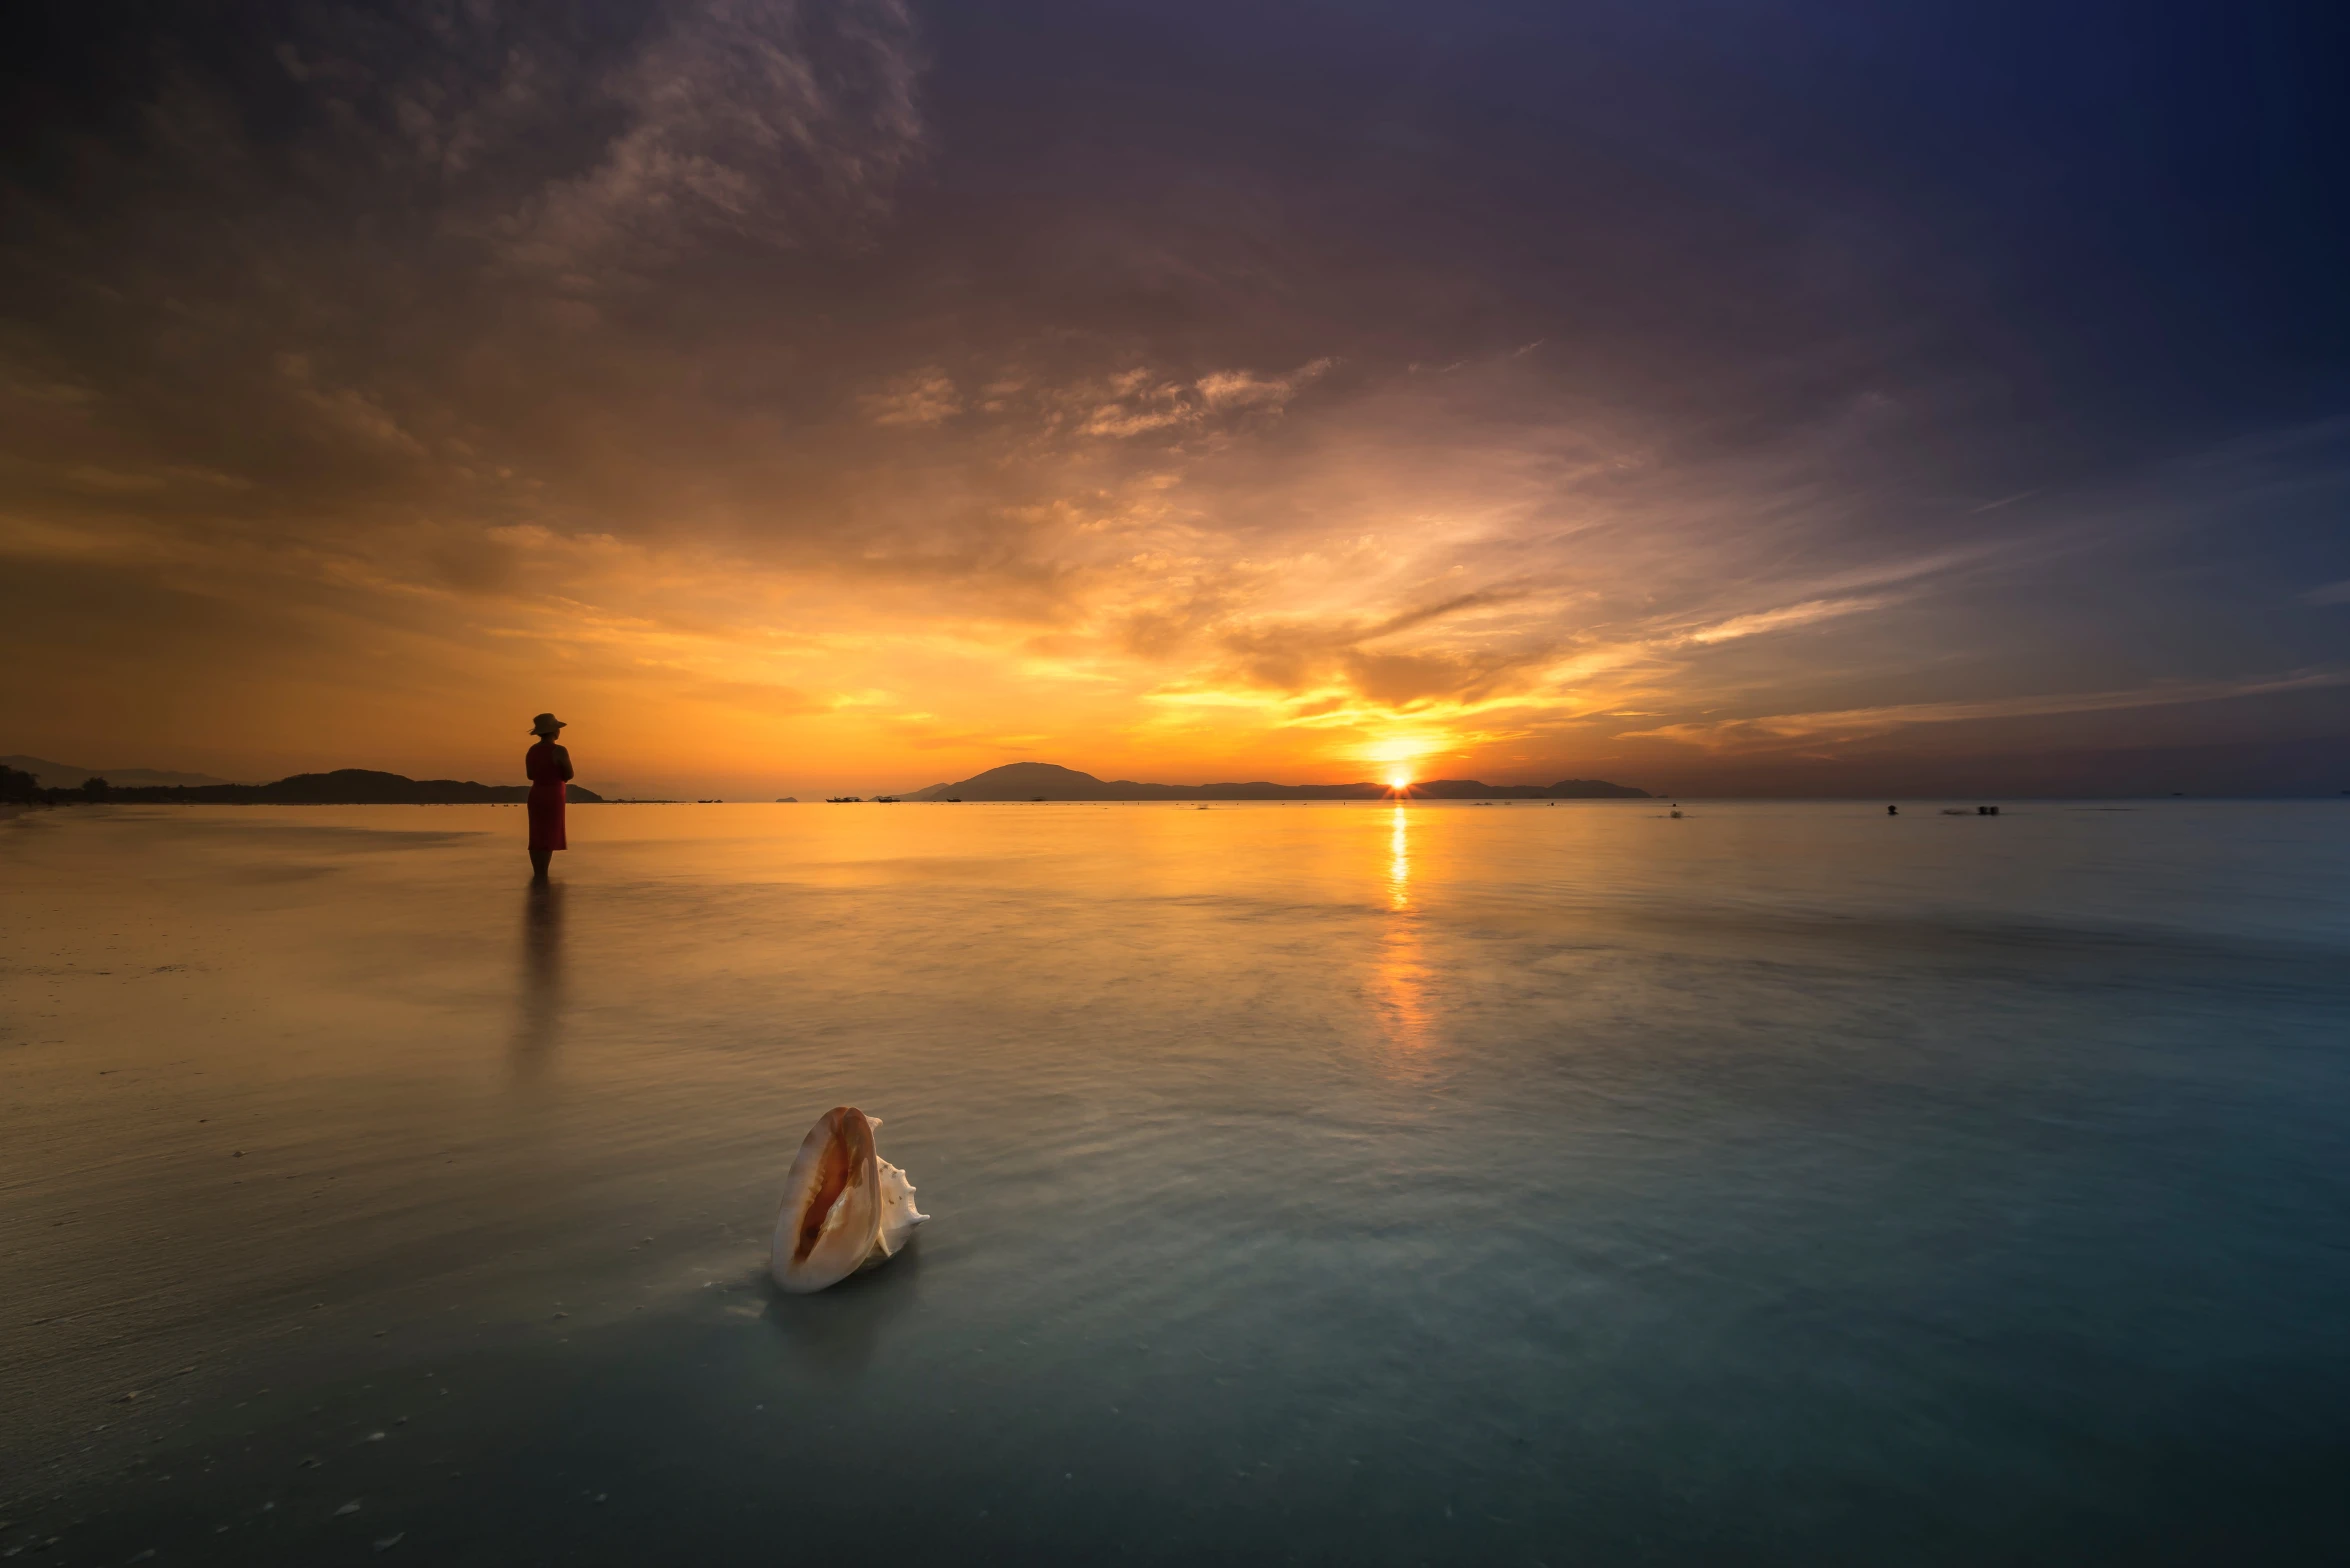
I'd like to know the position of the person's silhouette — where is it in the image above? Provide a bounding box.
[525,713,573,880]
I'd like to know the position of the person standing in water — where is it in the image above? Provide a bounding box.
[525,713,573,881]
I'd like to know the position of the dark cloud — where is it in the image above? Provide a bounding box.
[4,0,2348,791]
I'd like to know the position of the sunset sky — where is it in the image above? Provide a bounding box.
[6,1,2348,797]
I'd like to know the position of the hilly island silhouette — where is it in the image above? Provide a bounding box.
[3,757,1645,808]
[0,765,601,807]
[903,762,1648,801]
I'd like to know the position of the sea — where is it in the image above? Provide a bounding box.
[3,799,2347,1563]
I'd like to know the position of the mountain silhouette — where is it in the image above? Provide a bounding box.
[902,761,1646,801]
[2,754,239,789]
[19,767,603,806]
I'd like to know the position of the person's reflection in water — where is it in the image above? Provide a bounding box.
[512,879,565,1080]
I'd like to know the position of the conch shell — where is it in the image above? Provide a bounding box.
[770,1106,928,1293]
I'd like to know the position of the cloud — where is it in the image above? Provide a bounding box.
[1682,597,1885,645]
[65,466,167,494]
[276,354,427,457]
[860,369,960,427]
[2306,579,2350,606]
[1069,358,1332,439]
[1340,647,1548,707]
[1621,667,2350,748]
[244,1,922,280]
[1196,358,1333,409]
[497,0,925,276]
[1081,401,1191,438]
[1190,586,1555,715]
[1362,588,1527,641]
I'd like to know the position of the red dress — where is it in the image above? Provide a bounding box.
[526,740,572,851]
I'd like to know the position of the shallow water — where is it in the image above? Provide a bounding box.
[4,799,2348,1563]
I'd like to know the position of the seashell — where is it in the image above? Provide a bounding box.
[770,1106,928,1293]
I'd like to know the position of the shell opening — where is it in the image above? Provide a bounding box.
[794,1141,852,1263]
[793,1109,873,1264]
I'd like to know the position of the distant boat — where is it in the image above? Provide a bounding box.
[875,796,900,804]
[827,796,863,803]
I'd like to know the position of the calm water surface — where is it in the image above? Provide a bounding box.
[4,801,2348,1563]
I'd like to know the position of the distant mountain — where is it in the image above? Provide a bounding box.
[902,761,1648,801]
[26,767,603,805]
[2,754,239,789]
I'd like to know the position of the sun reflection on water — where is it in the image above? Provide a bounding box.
[1374,804,1434,1061]
[1387,805,1411,910]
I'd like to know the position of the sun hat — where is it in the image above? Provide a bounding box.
[530,713,567,736]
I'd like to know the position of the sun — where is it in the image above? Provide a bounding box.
[1364,732,1440,788]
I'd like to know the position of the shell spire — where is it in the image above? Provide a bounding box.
[771,1106,929,1293]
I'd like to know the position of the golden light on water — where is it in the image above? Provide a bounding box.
[1387,804,1411,909]
[1374,803,1433,1061]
